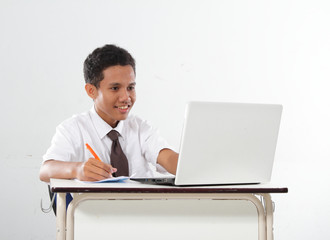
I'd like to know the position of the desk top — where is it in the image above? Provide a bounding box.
[50,179,288,194]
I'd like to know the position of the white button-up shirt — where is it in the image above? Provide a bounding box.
[43,107,172,177]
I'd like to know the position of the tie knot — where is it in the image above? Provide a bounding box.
[108,130,119,141]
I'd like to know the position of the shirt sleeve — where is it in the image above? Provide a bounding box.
[42,119,80,163]
[138,119,173,169]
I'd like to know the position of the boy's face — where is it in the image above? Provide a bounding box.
[85,65,136,128]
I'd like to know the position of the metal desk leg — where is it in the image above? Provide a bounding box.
[262,194,274,240]
[56,193,66,240]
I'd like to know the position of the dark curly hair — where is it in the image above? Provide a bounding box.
[83,44,136,88]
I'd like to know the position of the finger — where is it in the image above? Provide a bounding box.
[92,161,118,177]
[84,169,107,181]
[83,175,99,182]
[84,164,111,179]
[87,158,112,173]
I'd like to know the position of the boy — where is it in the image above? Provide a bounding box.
[39,44,178,182]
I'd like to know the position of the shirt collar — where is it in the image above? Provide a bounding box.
[89,106,125,140]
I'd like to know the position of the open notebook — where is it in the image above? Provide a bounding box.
[75,176,129,183]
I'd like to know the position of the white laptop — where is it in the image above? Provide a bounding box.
[131,101,282,186]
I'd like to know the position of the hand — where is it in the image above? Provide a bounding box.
[75,158,117,181]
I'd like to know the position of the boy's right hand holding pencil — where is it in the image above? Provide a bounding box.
[75,157,117,182]
[76,143,118,182]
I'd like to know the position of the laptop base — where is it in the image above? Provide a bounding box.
[130,177,176,186]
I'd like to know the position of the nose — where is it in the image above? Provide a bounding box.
[119,89,131,102]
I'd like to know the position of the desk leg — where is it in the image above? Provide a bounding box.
[262,194,274,240]
[56,193,66,240]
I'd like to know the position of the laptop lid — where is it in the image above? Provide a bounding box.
[174,101,282,186]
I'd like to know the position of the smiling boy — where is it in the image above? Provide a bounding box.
[39,44,178,182]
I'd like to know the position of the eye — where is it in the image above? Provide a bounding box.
[128,86,135,91]
[110,87,119,91]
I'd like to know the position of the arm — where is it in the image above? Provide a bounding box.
[39,159,117,183]
[157,149,179,175]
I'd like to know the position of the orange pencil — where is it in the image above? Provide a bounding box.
[85,143,101,162]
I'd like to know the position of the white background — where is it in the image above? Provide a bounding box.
[1,0,329,239]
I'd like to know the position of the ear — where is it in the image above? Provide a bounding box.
[85,83,98,99]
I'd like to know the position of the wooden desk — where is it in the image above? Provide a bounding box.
[50,179,288,240]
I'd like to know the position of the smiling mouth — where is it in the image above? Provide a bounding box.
[116,105,130,110]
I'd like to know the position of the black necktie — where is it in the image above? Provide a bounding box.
[107,130,129,177]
